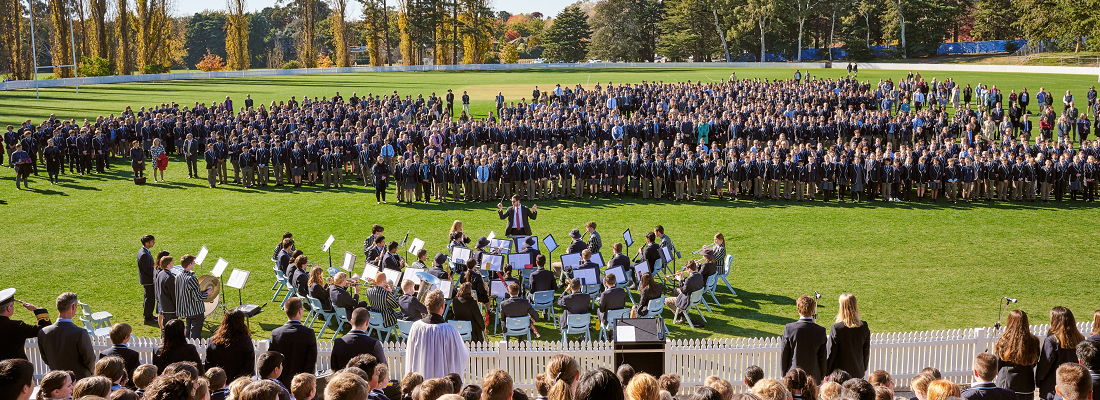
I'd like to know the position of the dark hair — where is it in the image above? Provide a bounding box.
[576,368,624,400]
[445,373,463,394]
[163,362,198,382]
[744,365,764,388]
[693,387,723,400]
[285,297,304,319]
[1076,340,1099,371]
[460,384,482,400]
[841,379,875,400]
[373,225,385,234]
[142,235,155,245]
[348,354,380,378]
[654,225,664,234]
[211,310,252,348]
[352,308,371,326]
[783,368,817,400]
[826,370,850,384]
[658,374,681,395]
[615,364,635,388]
[158,319,188,356]
[258,351,284,378]
[180,254,196,267]
[205,367,228,390]
[142,372,193,400]
[513,388,530,400]
[0,359,34,400]
[536,254,546,267]
[645,232,656,243]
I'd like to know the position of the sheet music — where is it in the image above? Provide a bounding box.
[560,253,582,270]
[482,254,504,271]
[543,234,558,253]
[195,245,209,265]
[661,247,674,263]
[226,269,250,289]
[409,238,425,255]
[616,325,637,342]
[383,269,401,287]
[488,231,496,240]
[438,280,454,299]
[211,258,229,277]
[489,239,512,254]
[574,268,598,286]
[402,267,426,285]
[451,247,472,265]
[508,253,533,269]
[363,263,380,282]
[491,280,508,299]
[590,253,605,267]
[605,266,627,284]
[322,235,335,252]
[623,229,633,247]
[634,262,651,276]
[341,252,356,271]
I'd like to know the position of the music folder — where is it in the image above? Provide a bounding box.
[573,268,598,286]
[560,252,582,271]
[226,269,250,289]
[605,266,627,285]
[623,229,633,247]
[409,238,425,255]
[322,235,335,252]
[341,252,356,271]
[660,247,674,263]
[482,254,504,272]
[383,269,401,287]
[363,263,380,282]
[451,247,472,266]
[633,262,650,277]
[402,267,426,285]
[590,253,605,267]
[438,280,454,299]
[508,253,533,269]
[211,258,229,278]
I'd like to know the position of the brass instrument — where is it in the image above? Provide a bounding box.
[198,275,222,317]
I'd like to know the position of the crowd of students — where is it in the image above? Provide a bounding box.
[6,75,1100,203]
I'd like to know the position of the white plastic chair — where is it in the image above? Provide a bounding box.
[719,254,736,295]
[78,302,113,329]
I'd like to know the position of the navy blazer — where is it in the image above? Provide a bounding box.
[270,321,318,390]
[529,268,558,294]
[331,329,387,371]
[204,335,255,379]
[100,344,140,389]
[826,321,871,378]
[780,318,828,382]
[961,382,1018,400]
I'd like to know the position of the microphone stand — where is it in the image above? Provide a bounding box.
[986,297,1013,352]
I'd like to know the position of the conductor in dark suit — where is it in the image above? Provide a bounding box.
[137,235,157,323]
[37,292,96,379]
[0,288,51,361]
[331,308,388,370]
[780,295,828,382]
[558,278,591,329]
[269,298,317,389]
[597,274,628,327]
[497,195,537,236]
[962,352,1018,400]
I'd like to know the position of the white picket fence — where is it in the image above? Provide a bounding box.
[20,322,1093,391]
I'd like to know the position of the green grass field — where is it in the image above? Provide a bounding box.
[2,67,1099,342]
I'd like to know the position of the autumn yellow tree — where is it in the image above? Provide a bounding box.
[329,0,351,66]
[136,0,172,71]
[117,0,134,74]
[49,0,75,77]
[0,0,30,79]
[398,0,416,65]
[297,0,318,67]
[361,0,387,66]
[89,0,110,59]
[225,0,250,70]
[459,0,492,64]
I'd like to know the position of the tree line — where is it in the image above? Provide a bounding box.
[1,0,1099,79]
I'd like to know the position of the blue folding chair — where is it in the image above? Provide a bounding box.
[271,267,289,301]
[331,308,351,340]
[685,290,708,327]
[653,258,670,286]
[561,314,592,342]
[503,316,532,342]
[305,297,337,339]
[638,297,669,334]
[702,275,720,310]
[599,309,631,341]
[396,320,415,342]
[530,290,558,327]
[719,254,736,295]
[367,311,400,342]
[448,320,474,341]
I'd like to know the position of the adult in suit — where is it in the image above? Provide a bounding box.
[0,288,51,361]
[826,293,871,378]
[597,274,628,328]
[37,292,95,379]
[137,235,157,323]
[449,281,486,342]
[962,352,1017,400]
[329,272,368,319]
[269,297,317,390]
[1035,307,1084,400]
[398,280,428,321]
[331,308,388,371]
[558,278,591,329]
[152,319,203,374]
[204,143,218,188]
[780,295,828,382]
[497,195,537,236]
[666,260,704,325]
[994,310,1040,400]
[99,323,140,389]
[204,310,256,380]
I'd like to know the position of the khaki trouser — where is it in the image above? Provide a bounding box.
[333,169,343,187]
[1025,181,1035,201]
[464,181,473,200]
[575,178,584,198]
[258,166,269,186]
[452,183,461,202]
[207,168,217,187]
[808,182,817,199]
[700,179,711,199]
[797,182,807,200]
[551,179,560,199]
[218,160,228,183]
[770,180,780,199]
[1041,182,1052,201]
[322,169,333,188]
[526,180,536,201]
[674,181,685,200]
[1012,181,1023,200]
[653,179,664,199]
[686,178,697,199]
[946,182,956,201]
[231,160,240,182]
[242,167,253,187]
[983,180,995,199]
[641,178,650,199]
[997,181,1009,200]
[435,181,447,200]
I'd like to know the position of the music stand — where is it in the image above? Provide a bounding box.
[543,234,558,262]
[438,280,454,299]
[623,230,633,254]
[402,267,426,286]
[195,245,210,266]
[383,269,402,288]
[508,253,533,270]
[573,268,598,287]
[341,252,356,272]
[211,258,229,278]
[409,238,425,255]
[560,252,582,275]
[490,280,508,299]
[322,235,336,270]
[482,254,504,272]
[489,239,512,254]
[488,231,496,240]
[451,247,472,267]
[590,253,605,267]
[633,262,650,279]
[606,266,628,285]
[226,268,250,307]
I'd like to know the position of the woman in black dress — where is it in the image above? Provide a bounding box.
[994,310,1040,400]
[826,293,871,378]
[448,280,486,342]
[204,310,255,379]
[130,140,145,179]
[153,319,203,373]
[372,155,390,204]
[1035,307,1084,400]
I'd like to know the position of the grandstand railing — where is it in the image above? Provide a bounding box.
[18,322,1093,391]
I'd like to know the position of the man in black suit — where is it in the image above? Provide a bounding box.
[331,308,388,370]
[37,292,96,379]
[269,298,317,390]
[398,280,428,321]
[597,274,628,328]
[780,295,827,382]
[667,261,704,325]
[558,278,590,329]
[497,194,537,236]
[962,352,1018,400]
[0,288,51,361]
[99,323,140,389]
[527,255,557,297]
[137,235,156,324]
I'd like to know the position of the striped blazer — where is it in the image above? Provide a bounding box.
[175,270,208,318]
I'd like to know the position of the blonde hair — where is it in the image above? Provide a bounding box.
[333,272,348,286]
[450,221,463,235]
[835,293,862,329]
[626,373,659,400]
[546,354,580,400]
[909,373,935,398]
[819,382,841,400]
[925,380,960,400]
[308,266,326,288]
[752,379,790,400]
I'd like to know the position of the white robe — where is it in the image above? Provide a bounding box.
[404,315,469,379]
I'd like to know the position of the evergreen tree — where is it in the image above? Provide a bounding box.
[543,5,590,62]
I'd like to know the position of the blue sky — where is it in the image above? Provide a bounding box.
[175,0,578,19]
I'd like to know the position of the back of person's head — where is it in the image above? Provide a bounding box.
[402,372,425,400]
[109,323,132,345]
[258,351,284,379]
[339,367,369,382]
[193,378,209,400]
[796,295,816,317]
[133,364,158,389]
[819,382,842,400]
[825,371,850,385]
[867,371,891,388]
[972,353,998,382]
[547,354,580,400]
[925,380,960,400]
[205,367,227,391]
[285,297,304,319]
[658,374,681,396]
[752,379,790,400]
[616,364,635,388]
[704,377,734,400]
[292,373,316,400]
[576,369,623,400]
[909,373,935,398]
[57,292,79,313]
[418,378,454,400]
[352,308,370,327]
[872,387,892,400]
[163,362,198,383]
[535,373,552,397]
[840,379,873,400]
[744,366,764,388]
[1077,340,1100,371]
[513,389,529,400]
[0,359,34,400]
[347,354,380,378]
[445,373,463,395]
[95,356,127,386]
[920,368,941,380]
[693,387,724,400]
[461,385,483,400]
[227,376,254,400]
[238,379,281,400]
[326,372,369,400]
[142,372,193,400]
[73,376,112,399]
[731,394,762,400]
[626,373,658,400]
[426,289,446,314]
[783,368,817,400]
[482,370,513,400]
[109,388,139,400]
[1056,363,1094,400]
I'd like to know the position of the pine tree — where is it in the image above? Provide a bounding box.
[543,5,590,62]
